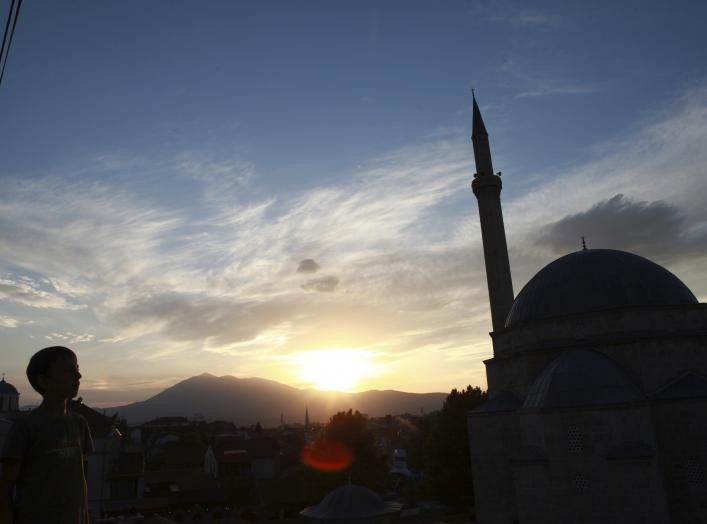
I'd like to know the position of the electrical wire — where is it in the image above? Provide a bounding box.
[0,0,23,87]
[0,0,17,64]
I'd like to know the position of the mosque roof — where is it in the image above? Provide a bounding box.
[505,249,697,328]
[300,484,402,519]
[0,378,19,396]
[472,95,488,137]
[522,350,644,410]
[471,391,521,414]
[652,372,707,400]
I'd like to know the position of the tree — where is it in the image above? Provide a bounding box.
[326,409,387,487]
[424,385,487,507]
[301,409,388,499]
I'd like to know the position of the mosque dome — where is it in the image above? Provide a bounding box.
[523,349,644,410]
[300,484,401,520]
[505,249,698,328]
[0,378,19,395]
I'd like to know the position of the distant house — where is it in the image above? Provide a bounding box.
[142,416,191,429]
[109,451,145,500]
[204,435,280,481]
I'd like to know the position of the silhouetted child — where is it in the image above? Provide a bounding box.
[0,346,94,524]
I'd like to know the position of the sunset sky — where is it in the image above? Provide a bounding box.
[2,1,707,407]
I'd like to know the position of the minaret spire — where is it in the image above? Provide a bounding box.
[472,94,493,176]
[471,94,514,333]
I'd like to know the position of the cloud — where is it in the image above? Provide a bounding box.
[504,83,707,291]
[3,82,707,396]
[297,259,320,274]
[301,276,339,293]
[0,315,18,328]
[468,1,556,27]
[44,331,95,343]
[112,292,302,347]
[0,277,83,310]
[537,194,707,259]
[515,84,598,98]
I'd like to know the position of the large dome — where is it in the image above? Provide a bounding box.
[505,249,697,328]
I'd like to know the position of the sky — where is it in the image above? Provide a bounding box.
[1,0,707,407]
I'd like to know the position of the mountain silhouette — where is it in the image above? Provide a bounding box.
[104,373,447,425]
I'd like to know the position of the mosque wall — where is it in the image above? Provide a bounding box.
[467,409,520,524]
[514,404,668,524]
[486,326,707,403]
[651,397,707,522]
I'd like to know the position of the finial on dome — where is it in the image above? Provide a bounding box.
[581,236,587,251]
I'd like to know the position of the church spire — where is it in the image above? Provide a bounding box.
[471,94,514,333]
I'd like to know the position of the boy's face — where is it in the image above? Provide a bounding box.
[39,354,82,399]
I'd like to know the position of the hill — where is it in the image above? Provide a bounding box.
[104,373,447,425]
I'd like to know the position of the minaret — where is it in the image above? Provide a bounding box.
[471,94,514,332]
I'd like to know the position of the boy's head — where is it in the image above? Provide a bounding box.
[26,346,82,398]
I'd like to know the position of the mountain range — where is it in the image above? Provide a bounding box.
[104,373,447,426]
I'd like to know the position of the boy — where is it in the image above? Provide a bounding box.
[0,347,94,524]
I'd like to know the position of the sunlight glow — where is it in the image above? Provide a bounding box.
[295,348,373,392]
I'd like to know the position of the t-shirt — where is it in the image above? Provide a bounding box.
[0,410,94,524]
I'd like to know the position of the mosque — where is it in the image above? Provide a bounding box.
[0,376,20,413]
[466,97,707,524]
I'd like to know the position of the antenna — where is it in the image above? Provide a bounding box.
[581,236,587,251]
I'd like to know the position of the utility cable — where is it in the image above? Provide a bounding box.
[0,0,23,87]
[0,0,17,64]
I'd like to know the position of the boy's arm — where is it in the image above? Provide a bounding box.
[0,459,20,524]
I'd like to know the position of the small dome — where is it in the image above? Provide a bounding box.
[300,484,401,519]
[0,378,19,395]
[472,391,521,414]
[523,350,644,410]
[506,249,697,327]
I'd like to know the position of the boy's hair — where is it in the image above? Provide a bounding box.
[26,346,76,394]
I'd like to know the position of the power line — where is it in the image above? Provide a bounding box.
[0,0,23,87]
[0,0,17,63]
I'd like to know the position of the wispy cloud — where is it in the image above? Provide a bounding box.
[0,276,84,310]
[504,82,707,286]
[468,1,557,28]
[515,84,598,98]
[2,82,707,397]
[0,315,18,328]
[44,331,95,343]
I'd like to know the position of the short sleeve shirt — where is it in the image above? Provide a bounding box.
[1,410,94,524]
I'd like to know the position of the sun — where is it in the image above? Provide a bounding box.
[295,348,373,392]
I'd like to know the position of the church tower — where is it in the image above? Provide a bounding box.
[471,94,514,332]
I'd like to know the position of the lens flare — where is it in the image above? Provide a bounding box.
[301,438,352,471]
